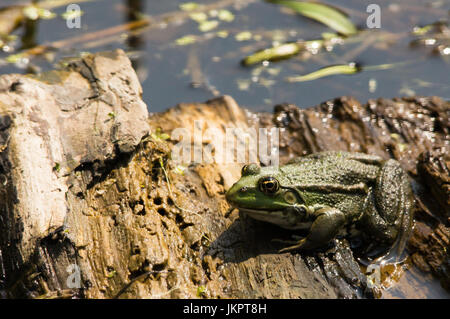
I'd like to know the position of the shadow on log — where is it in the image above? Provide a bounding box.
[0,50,448,298]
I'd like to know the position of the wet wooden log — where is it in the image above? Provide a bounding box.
[0,50,448,298]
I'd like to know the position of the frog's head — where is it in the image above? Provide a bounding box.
[226,164,309,229]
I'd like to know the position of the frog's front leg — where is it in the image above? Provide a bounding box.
[278,208,346,253]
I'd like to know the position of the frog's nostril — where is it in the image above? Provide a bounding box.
[240,187,248,193]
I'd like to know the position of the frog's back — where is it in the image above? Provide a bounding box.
[281,152,380,187]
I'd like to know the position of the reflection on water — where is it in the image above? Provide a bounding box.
[382,264,450,299]
[0,0,449,299]
[0,0,448,112]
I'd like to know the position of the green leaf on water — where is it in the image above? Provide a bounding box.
[5,53,27,64]
[286,60,411,83]
[175,35,196,46]
[23,5,57,20]
[242,42,301,66]
[242,37,332,66]
[217,9,234,22]
[61,8,84,20]
[189,12,208,23]
[179,2,200,11]
[267,1,357,36]
[216,30,229,38]
[198,20,219,32]
[235,31,253,41]
[286,63,360,82]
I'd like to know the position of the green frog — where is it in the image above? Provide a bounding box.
[226,151,414,261]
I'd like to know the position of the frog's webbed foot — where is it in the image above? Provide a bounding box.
[278,238,308,253]
[278,208,346,253]
[271,235,304,246]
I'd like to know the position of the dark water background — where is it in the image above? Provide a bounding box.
[0,0,449,113]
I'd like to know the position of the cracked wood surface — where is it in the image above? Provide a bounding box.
[0,51,448,298]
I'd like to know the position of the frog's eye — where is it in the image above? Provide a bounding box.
[258,176,280,195]
[241,163,260,176]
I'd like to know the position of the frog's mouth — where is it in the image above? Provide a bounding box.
[237,207,311,230]
[237,207,279,214]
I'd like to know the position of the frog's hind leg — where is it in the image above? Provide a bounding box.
[376,160,414,262]
[361,159,414,263]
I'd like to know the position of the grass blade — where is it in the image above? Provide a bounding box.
[268,0,357,36]
[242,42,301,65]
[286,63,360,82]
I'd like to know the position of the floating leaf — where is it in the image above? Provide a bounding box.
[23,5,56,20]
[216,30,229,38]
[259,77,276,88]
[218,9,234,22]
[198,20,219,32]
[368,78,377,93]
[286,63,360,82]
[267,1,357,36]
[266,67,281,76]
[242,38,330,66]
[235,31,252,41]
[189,12,208,23]
[412,24,434,36]
[242,42,300,65]
[6,53,27,64]
[412,21,447,36]
[287,60,410,82]
[236,78,251,91]
[38,0,95,10]
[61,8,84,20]
[175,35,196,46]
[39,8,56,19]
[23,6,41,20]
[179,2,200,11]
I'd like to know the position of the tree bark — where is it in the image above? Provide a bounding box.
[0,50,448,298]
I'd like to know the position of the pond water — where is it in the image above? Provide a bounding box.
[0,0,449,299]
[0,0,449,113]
